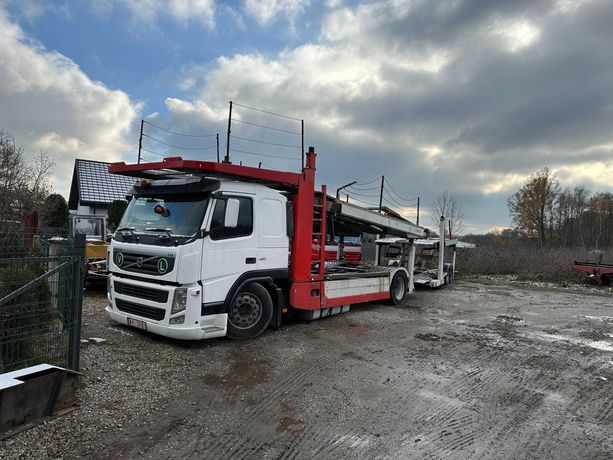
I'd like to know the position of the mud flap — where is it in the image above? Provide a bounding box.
[269,287,284,330]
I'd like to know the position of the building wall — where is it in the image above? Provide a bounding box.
[71,204,108,218]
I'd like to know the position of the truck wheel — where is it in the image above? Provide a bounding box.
[227,283,273,340]
[389,272,408,305]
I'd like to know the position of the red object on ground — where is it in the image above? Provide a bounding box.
[573,260,613,285]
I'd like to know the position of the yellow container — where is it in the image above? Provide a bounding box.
[85,239,108,260]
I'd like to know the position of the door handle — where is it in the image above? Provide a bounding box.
[245,257,256,264]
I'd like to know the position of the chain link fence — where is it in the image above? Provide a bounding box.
[0,226,84,373]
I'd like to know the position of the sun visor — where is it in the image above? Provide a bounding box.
[131,177,220,196]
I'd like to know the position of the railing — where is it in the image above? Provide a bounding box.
[0,229,84,373]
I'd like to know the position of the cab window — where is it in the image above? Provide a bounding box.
[210,196,253,240]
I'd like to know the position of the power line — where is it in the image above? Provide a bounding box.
[345,193,379,207]
[383,187,418,209]
[143,120,217,138]
[346,186,380,198]
[230,135,300,150]
[354,175,383,186]
[141,147,165,157]
[382,196,414,215]
[233,102,302,121]
[232,119,302,135]
[384,177,418,203]
[143,134,216,151]
[348,184,381,191]
[229,148,301,161]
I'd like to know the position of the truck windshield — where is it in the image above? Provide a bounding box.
[119,195,209,236]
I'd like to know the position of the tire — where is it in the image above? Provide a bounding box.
[388,271,408,305]
[227,283,273,340]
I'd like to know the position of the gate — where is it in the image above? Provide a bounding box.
[0,231,85,373]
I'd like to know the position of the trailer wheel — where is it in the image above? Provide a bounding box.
[389,272,408,305]
[227,283,273,340]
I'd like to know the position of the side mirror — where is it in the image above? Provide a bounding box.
[224,198,240,228]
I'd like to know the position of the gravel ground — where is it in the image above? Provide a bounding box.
[1,280,613,459]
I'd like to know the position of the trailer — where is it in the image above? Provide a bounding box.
[573,260,613,285]
[412,218,458,288]
[105,148,425,340]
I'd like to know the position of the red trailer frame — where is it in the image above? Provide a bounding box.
[109,147,420,313]
[573,260,613,285]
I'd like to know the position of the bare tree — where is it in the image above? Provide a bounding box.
[431,191,464,237]
[0,130,53,226]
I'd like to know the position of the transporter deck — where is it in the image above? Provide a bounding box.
[107,148,428,340]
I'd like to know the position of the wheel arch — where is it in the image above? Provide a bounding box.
[224,270,287,306]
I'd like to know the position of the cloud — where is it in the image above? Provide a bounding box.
[0,0,71,22]
[1,0,216,29]
[243,0,310,26]
[0,7,140,197]
[121,0,216,29]
[164,0,613,232]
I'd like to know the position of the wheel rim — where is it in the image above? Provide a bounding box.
[393,277,406,300]
[229,293,262,329]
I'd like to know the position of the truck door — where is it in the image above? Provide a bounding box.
[201,195,257,304]
[257,196,288,272]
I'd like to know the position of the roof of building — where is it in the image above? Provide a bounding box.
[68,159,136,210]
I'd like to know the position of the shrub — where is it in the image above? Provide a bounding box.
[107,199,128,232]
[0,262,55,372]
[41,193,69,236]
[456,245,612,283]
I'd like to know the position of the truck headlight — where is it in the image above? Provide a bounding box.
[172,288,187,314]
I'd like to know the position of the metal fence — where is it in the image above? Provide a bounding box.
[0,227,84,373]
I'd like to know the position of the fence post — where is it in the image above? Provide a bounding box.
[68,234,85,371]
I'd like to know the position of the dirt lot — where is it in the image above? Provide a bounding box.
[2,280,613,459]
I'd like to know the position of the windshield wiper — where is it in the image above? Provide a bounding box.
[116,226,135,238]
[145,227,173,241]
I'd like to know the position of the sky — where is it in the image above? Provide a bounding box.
[0,0,612,234]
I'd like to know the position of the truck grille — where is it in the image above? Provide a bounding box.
[114,281,169,303]
[116,299,166,321]
[113,251,175,276]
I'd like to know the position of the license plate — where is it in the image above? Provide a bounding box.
[127,317,147,330]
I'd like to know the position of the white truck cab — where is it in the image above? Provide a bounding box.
[106,176,288,339]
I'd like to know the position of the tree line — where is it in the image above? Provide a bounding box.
[508,167,613,249]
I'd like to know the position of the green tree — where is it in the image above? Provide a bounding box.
[508,167,560,247]
[41,194,69,234]
[107,199,128,231]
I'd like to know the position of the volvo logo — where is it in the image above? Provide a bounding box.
[114,252,124,267]
[158,258,168,273]
[136,257,144,268]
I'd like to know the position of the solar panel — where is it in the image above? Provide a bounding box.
[76,160,135,204]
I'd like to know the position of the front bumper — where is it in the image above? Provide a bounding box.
[107,275,227,340]
[105,307,227,340]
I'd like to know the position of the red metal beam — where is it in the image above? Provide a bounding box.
[109,157,302,188]
[289,148,317,283]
